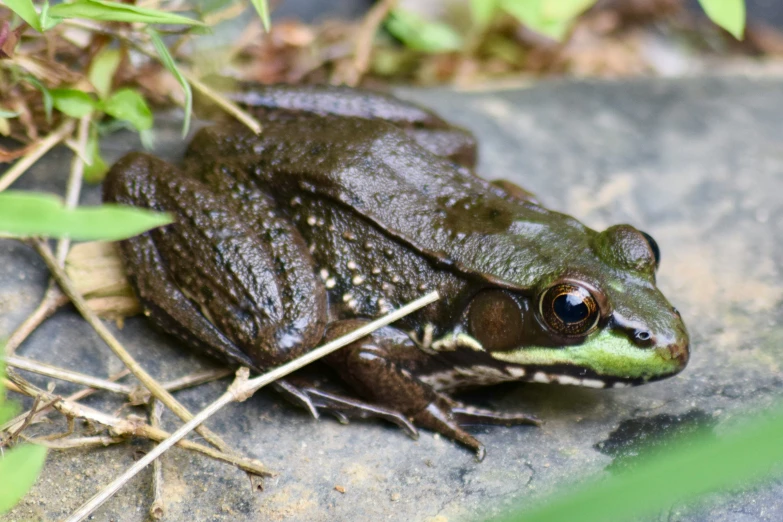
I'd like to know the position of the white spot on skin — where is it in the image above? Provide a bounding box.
[581,379,606,389]
[348,299,358,309]
[381,282,391,291]
[342,293,353,303]
[319,269,329,281]
[391,275,400,283]
[306,215,317,226]
[352,275,365,285]
[418,283,427,292]
[533,372,551,383]
[343,231,356,241]
[347,261,357,270]
[363,241,373,250]
[371,267,381,275]
[555,375,582,386]
[506,367,526,378]
[325,278,336,289]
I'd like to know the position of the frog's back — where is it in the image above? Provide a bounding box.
[184,116,596,294]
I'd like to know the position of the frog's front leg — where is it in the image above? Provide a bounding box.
[323,321,540,460]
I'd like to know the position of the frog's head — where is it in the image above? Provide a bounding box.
[462,224,689,388]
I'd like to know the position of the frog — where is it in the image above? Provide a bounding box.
[103,84,689,460]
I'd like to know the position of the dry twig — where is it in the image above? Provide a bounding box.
[64,290,440,522]
[31,238,237,455]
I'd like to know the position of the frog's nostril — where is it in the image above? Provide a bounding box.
[634,329,653,345]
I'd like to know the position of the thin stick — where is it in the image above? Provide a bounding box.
[6,371,272,476]
[339,0,397,86]
[149,400,165,520]
[4,355,133,395]
[32,239,232,453]
[29,435,125,449]
[56,114,91,265]
[184,72,262,134]
[63,290,440,522]
[4,284,69,356]
[0,120,75,192]
[0,369,130,434]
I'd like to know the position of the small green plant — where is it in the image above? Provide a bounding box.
[0,359,48,515]
[386,0,746,52]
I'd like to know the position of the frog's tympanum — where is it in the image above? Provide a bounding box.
[104,85,689,459]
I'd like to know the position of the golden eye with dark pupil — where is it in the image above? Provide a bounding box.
[539,284,599,336]
[468,290,526,352]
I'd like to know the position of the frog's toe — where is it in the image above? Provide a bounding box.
[274,381,419,437]
[412,401,485,460]
[452,405,542,427]
[301,388,419,438]
[274,380,320,419]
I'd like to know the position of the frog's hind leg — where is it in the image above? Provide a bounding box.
[320,321,539,460]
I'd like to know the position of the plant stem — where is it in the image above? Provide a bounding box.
[0,120,75,192]
[3,355,133,395]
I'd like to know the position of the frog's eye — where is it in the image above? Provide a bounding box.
[639,231,660,269]
[539,283,600,337]
[468,290,526,352]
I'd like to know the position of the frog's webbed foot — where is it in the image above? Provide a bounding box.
[273,379,418,438]
[412,398,541,462]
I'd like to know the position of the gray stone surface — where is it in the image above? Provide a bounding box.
[2,77,782,521]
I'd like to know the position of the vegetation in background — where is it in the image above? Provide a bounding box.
[494,403,783,522]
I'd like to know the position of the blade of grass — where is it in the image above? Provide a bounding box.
[248,0,270,32]
[48,0,205,26]
[0,191,172,241]
[147,28,192,137]
[3,0,41,32]
[494,404,783,522]
[698,0,745,39]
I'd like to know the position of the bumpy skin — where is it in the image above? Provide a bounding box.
[104,84,690,458]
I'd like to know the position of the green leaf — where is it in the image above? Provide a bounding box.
[541,0,595,21]
[82,127,108,183]
[39,0,58,30]
[0,110,19,118]
[3,0,41,32]
[249,0,270,32]
[385,9,463,53]
[0,191,173,241]
[89,48,122,100]
[0,444,48,515]
[471,0,501,27]
[698,0,745,39]
[102,88,153,131]
[24,77,53,122]
[48,0,205,26]
[148,29,192,137]
[494,403,783,522]
[51,89,97,118]
[501,0,574,40]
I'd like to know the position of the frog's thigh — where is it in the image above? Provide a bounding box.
[104,152,326,368]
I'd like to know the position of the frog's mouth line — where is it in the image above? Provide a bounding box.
[418,362,666,392]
